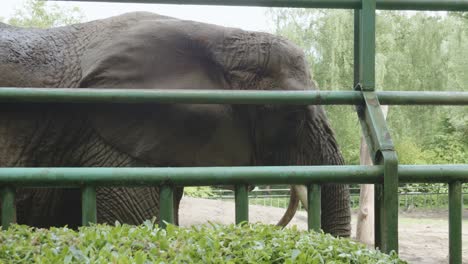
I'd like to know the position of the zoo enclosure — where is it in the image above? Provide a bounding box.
[1,0,467,263]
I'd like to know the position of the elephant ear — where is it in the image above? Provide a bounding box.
[79,17,229,91]
[78,17,250,166]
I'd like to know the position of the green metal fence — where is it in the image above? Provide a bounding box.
[1,0,467,263]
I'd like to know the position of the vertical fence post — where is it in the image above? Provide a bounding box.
[359,0,375,92]
[159,185,174,228]
[307,184,321,231]
[235,185,249,224]
[449,181,462,264]
[379,151,399,252]
[354,0,399,254]
[1,186,16,229]
[354,9,360,88]
[81,186,97,226]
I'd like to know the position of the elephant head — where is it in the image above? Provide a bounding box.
[0,12,350,236]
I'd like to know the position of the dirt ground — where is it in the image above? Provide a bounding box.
[179,197,468,264]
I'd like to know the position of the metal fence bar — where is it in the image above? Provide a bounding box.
[1,187,16,229]
[49,0,468,11]
[0,166,381,186]
[0,165,466,186]
[235,185,249,224]
[449,181,462,264]
[0,88,360,105]
[81,186,97,226]
[1,88,467,105]
[159,185,174,228]
[307,184,321,231]
[355,0,399,253]
[399,166,468,183]
[377,91,468,105]
[359,0,375,92]
[379,151,399,252]
[353,9,360,90]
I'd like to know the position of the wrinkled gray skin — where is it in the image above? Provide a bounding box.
[0,12,350,236]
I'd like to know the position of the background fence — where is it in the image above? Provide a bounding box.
[205,185,468,210]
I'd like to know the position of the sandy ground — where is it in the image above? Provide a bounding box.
[179,197,468,264]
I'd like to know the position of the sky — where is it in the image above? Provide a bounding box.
[0,0,275,32]
[0,0,445,32]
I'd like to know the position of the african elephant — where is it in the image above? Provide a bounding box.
[0,12,350,236]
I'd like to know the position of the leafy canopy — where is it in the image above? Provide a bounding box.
[5,0,84,28]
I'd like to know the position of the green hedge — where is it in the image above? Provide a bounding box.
[0,222,406,264]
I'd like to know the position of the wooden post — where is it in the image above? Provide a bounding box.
[356,105,388,245]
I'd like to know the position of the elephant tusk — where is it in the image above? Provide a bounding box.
[294,185,308,211]
[276,186,299,227]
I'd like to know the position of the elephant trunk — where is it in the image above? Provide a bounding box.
[278,184,351,238]
[320,183,351,237]
[284,109,351,237]
[302,112,351,237]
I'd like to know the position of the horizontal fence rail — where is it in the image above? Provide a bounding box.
[1,88,468,105]
[50,0,468,11]
[0,165,466,186]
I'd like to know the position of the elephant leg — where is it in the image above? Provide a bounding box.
[18,185,181,228]
[173,186,184,225]
[95,186,183,226]
[16,188,82,228]
[320,183,351,237]
[2,111,181,227]
[74,135,159,225]
[96,186,159,225]
[76,129,183,226]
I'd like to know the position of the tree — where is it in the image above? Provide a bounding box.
[268,9,468,166]
[6,0,84,28]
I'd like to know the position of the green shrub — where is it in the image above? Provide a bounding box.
[0,222,406,263]
[394,138,435,165]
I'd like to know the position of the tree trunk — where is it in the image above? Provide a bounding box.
[356,105,389,245]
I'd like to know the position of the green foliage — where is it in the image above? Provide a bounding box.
[6,0,84,28]
[184,186,216,198]
[394,138,435,165]
[0,222,406,263]
[326,106,361,165]
[394,113,467,165]
[427,117,468,164]
[269,9,468,166]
